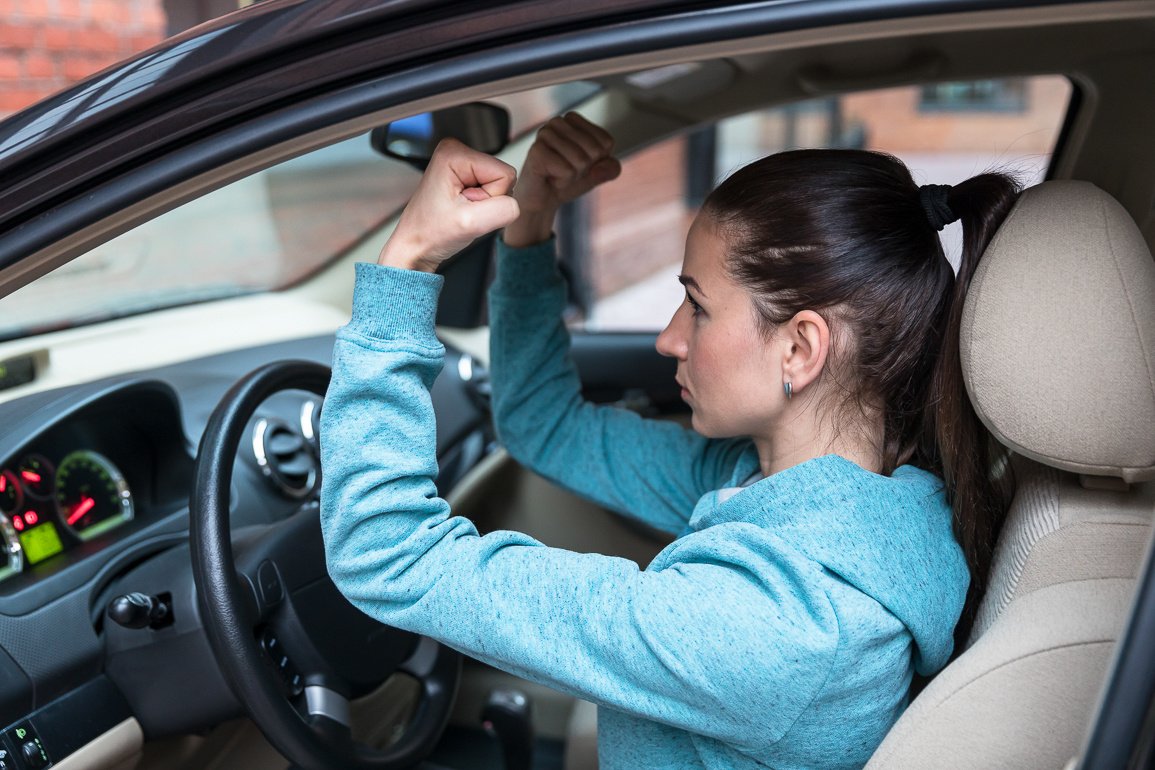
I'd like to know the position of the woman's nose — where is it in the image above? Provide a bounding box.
[655,307,687,360]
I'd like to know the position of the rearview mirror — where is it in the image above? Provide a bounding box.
[372,103,511,169]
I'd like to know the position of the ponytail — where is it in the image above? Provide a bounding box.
[927,174,1021,647]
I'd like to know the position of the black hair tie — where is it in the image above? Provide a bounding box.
[919,184,957,231]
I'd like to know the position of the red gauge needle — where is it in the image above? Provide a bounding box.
[68,497,95,525]
[0,476,6,492]
[21,471,40,483]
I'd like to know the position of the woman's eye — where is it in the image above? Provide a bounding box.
[685,293,703,316]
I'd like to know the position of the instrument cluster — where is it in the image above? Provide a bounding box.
[0,450,134,583]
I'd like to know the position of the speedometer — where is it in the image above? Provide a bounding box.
[55,451,134,541]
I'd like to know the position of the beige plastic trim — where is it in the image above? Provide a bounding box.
[53,718,143,770]
[0,293,348,405]
[436,326,491,367]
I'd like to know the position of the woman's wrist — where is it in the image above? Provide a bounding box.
[377,233,440,273]
[503,209,556,248]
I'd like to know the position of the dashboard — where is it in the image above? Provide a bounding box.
[0,332,491,768]
[0,386,190,593]
[1,451,134,571]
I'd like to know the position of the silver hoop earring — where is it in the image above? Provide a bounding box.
[784,381,793,400]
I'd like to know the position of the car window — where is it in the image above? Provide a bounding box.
[0,81,599,342]
[573,75,1072,331]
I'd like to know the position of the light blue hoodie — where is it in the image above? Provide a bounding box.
[320,240,968,770]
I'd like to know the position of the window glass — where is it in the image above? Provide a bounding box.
[0,81,599,341]
[919,79,1028,112]
[578,76,1072,331]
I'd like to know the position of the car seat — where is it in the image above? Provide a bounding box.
[865,180,1155,768]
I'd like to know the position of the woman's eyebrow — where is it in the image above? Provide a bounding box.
[677,274,707,297]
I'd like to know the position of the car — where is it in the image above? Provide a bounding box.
[0,0,1152,768]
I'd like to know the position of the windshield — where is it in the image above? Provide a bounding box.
[0,82,599,341]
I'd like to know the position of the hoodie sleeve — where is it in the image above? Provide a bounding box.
[488,238,746,536]
[319,263,839,751]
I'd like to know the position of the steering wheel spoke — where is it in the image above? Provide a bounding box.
[304,684,353,728]
[190,361,459,770]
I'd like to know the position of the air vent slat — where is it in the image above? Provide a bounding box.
[251,417,319,499]
[268,432,304,455]
[276,456,313,477]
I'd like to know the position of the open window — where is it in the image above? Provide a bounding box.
[561,76,1072,332]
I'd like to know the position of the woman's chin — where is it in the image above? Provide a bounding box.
[689,413,717,438]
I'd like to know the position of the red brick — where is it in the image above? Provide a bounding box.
[41,25,73,50]
[74,26,119,53]
[0,88,48,113]
[0,54,20,78]
[0,23,38,49]
[86,53,118,73]
[23,52,55,78]
[95,0,129,26]
[130,32,162,52]
[62,55,96,80]
[54,0,87,21]
[11,0,50,21]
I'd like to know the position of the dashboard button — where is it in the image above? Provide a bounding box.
[21,740,47,768]
[3,723,49,769]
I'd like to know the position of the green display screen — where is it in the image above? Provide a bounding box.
[19,522,63,565]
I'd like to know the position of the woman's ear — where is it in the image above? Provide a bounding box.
[781,310,831,395]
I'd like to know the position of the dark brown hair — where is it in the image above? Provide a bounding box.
[703,148,1019,647]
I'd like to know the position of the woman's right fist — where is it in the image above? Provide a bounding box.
[379,138,520,272]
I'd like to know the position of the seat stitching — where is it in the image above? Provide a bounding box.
[924,639,1114,707]
[1100,193,1155,416]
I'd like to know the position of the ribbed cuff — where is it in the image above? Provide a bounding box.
[347,262,444,346]
[493,236,564,296]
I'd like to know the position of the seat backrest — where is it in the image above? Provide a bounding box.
[866,180,1155,769]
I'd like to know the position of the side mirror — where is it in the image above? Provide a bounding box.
[372,103,511,169]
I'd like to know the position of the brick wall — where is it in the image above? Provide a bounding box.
[0,0,168,118]
[843,77,1070,154]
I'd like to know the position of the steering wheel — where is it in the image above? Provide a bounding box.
[190,360,460,770]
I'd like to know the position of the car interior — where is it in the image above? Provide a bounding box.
[0,1,1152,769]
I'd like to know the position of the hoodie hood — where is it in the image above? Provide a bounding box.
[691,452,969,675]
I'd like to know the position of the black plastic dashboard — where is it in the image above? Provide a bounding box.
[0,332,491,767]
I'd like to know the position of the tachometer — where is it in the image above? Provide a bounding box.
[0,469,21,515]
[17,454,54,499]
[55,451,134,541]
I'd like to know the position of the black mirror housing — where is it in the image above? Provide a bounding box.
[371,103,511,170]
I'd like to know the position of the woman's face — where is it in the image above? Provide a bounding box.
[655,216,787,439]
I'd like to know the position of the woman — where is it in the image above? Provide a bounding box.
[320,114,1016,769]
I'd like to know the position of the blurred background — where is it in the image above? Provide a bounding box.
[0,0,247,119]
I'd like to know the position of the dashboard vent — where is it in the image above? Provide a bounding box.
[457,353,491,408]
[252,418,318,499]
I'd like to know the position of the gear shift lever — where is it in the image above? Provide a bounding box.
[482,688,533,770]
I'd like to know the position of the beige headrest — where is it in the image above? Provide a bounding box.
[961,181,1155,482]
